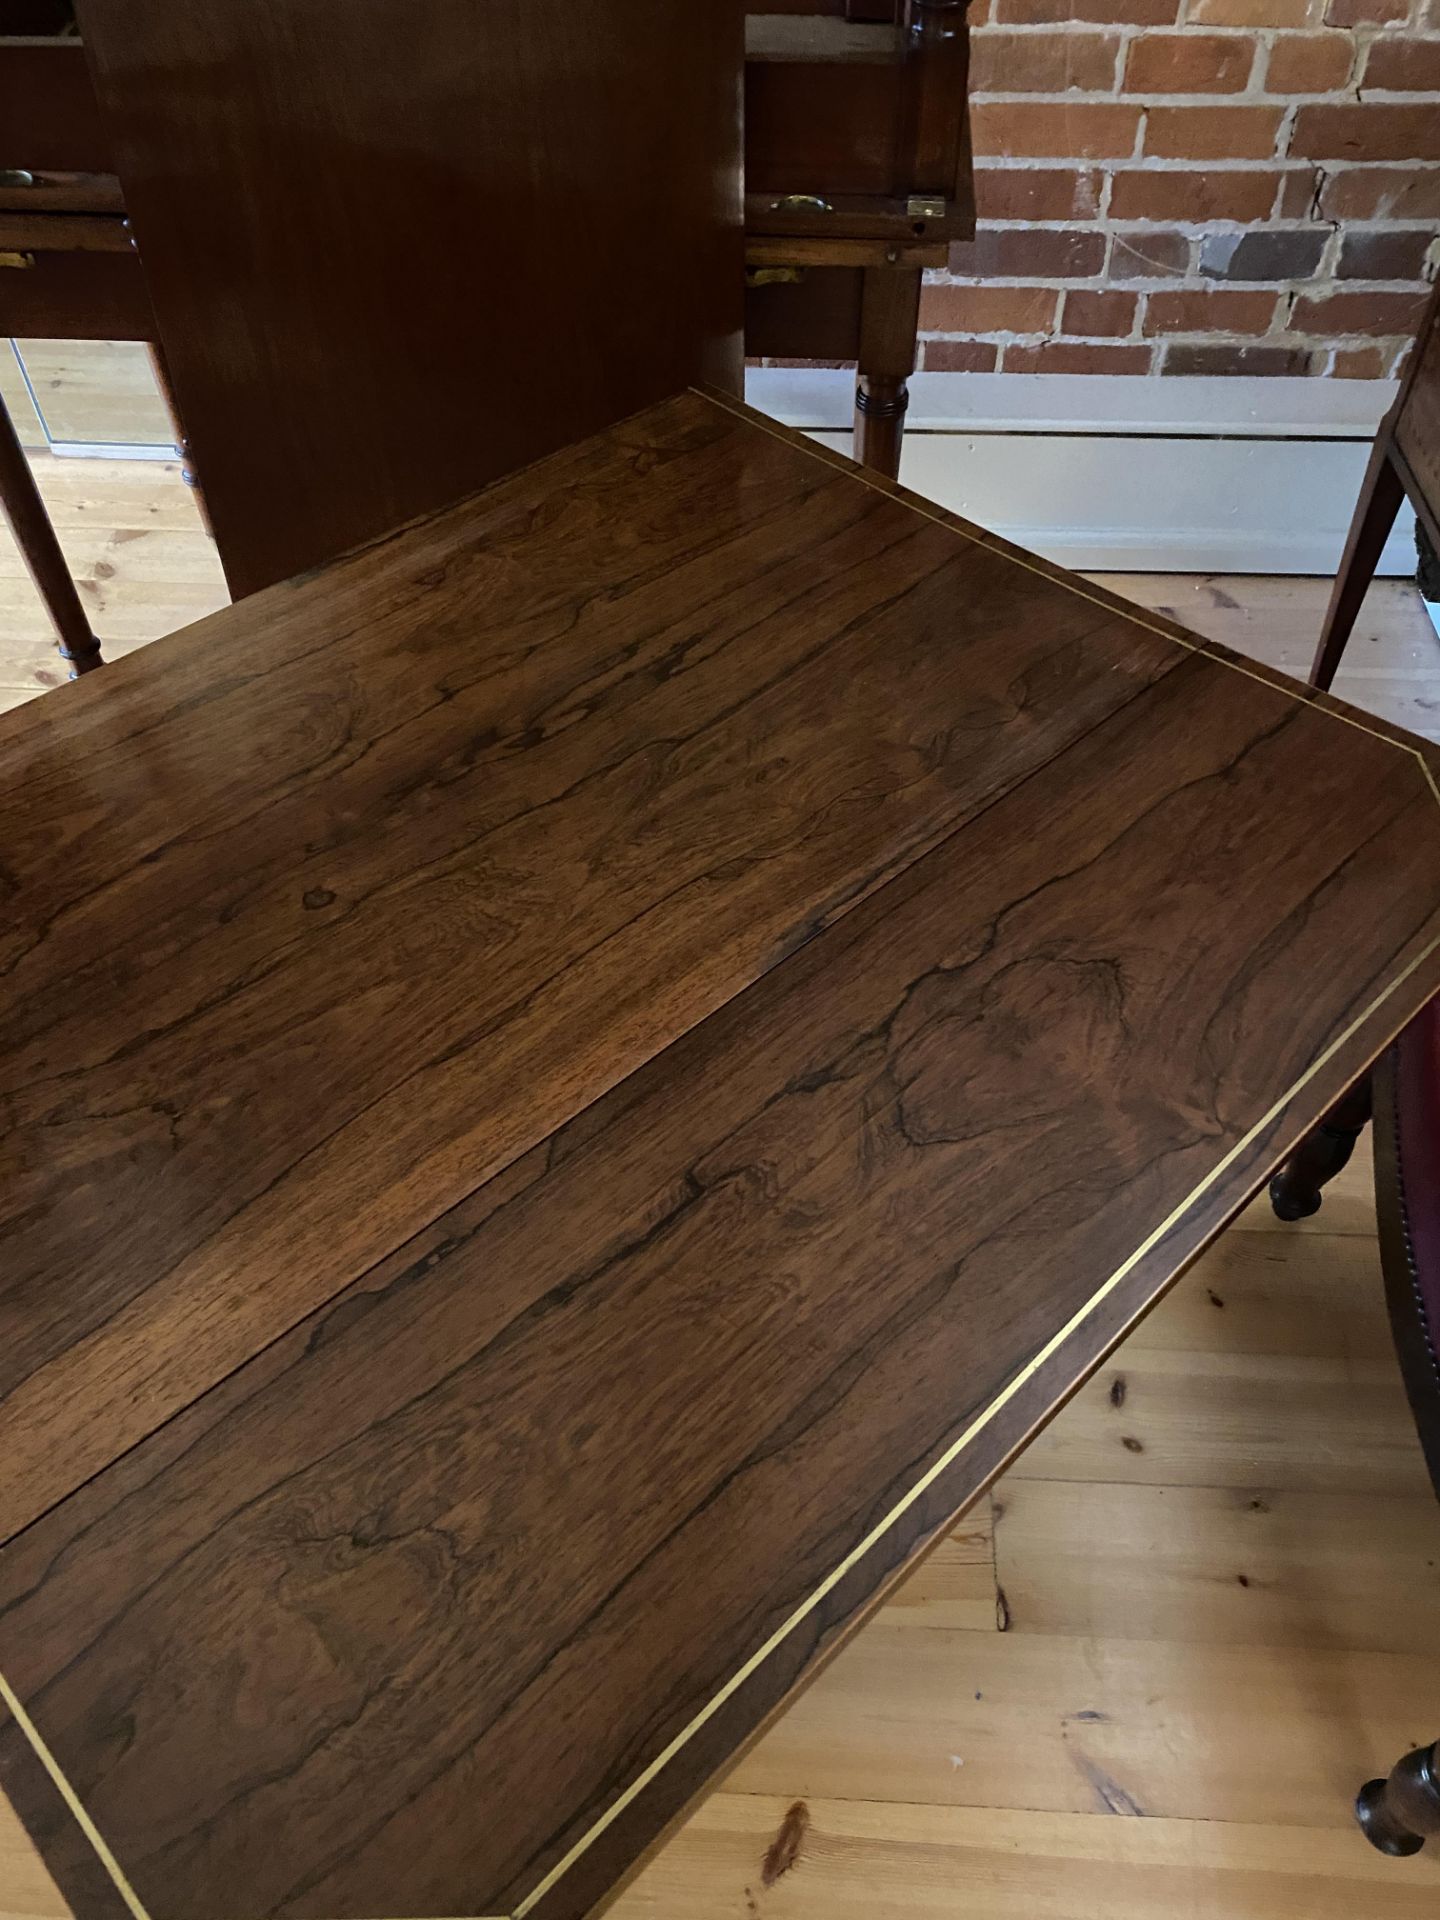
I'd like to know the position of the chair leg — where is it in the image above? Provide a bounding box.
[1357,1740,1440,1855]
[0,393,103,678]
[1310,442,1405,692]
[1268,1076,1372,1221]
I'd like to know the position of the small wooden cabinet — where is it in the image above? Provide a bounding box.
[0,30,151,337]
[746,1,975,474]
[0,1,974,650]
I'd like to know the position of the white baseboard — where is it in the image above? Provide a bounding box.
[746,369,1417,576]
[47,440,180,461]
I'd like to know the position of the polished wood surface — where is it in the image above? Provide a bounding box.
[11,1164,1440,1920]
[4,507,1439,1920]
[8,441,1440,736]
[0,390,1196,1539]
[73,0,743,597]
[2,393,1440,1920]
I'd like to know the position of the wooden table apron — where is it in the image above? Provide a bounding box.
[1,390,1439,1920]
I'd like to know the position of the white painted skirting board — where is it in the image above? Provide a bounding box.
[745,368,1418,576]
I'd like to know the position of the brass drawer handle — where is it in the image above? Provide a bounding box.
[0,250,35,269]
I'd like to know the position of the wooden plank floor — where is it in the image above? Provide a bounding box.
[3,340,175,449]
[611,1156,1440,1920]
[0,448,228,714]
[2,452,1439,1919]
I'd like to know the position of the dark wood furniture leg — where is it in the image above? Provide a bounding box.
[854,264,922,480]
[1267,1077,1372,1220]
[1357,1741,1440,1855]
[0,393,102,677]
[147,341,213,538]
[1310,439,1406,692]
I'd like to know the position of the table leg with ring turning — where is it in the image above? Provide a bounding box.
[0,393,103,679]
[1268,1076,1373,1220]
[1357,1740,1440,1855]
[853,265,922,482]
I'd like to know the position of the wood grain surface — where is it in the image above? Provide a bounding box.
[1,390,1439,1920]
[0,391,1190,1544]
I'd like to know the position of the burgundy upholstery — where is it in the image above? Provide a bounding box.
[1381,997,1440,1492]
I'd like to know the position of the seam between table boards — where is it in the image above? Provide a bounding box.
[508,925,1440,1920]
[691,384,1440,816]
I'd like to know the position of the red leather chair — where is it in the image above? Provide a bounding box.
[1351,1006,1440,1854]
[1269,279,1440,1850]
[1375,1003,1440,1494]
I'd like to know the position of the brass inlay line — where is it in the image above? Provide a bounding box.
[0,1668,153,1920]
[5,391,1440,1920]
[511,935,1440,1920]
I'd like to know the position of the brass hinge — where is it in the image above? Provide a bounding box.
[746,266,806,288]
[0,250,35,269]
[906,196,946,220]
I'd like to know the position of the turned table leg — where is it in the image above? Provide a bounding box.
[1357,1740,1440,1855]
[147,341,213,538]
[0,392,102,678]
[853,265,922,481]
[1268,1076,1372,1221]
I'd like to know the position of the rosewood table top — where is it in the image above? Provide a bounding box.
[1,389,1438,1920]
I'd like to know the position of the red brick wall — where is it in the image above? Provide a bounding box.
[921,0,1440,376]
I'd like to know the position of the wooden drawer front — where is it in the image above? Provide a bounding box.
[746,60,904,197]
[0,171,125,214]
[0,42,115,174]
[0,246,153,339]
[0,211,131,252]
